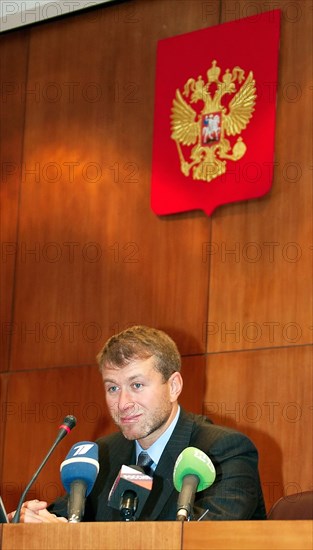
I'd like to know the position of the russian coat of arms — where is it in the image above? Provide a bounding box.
[170,60,257,183]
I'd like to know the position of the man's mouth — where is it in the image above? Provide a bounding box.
[118,413,142,424]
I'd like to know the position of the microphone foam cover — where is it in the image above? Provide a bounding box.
[173,447,216,492]
[60,441,99,496]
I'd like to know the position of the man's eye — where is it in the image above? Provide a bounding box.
[107,386,118,393]
[133,383,143,390]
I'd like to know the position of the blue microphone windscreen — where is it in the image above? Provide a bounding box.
[60,441,99,496]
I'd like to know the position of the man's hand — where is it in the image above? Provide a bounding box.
[8,500,68,523]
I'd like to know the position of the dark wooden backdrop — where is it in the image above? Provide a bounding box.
[1,0,312,514]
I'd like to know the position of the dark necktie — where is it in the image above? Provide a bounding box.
[137,451,154,476]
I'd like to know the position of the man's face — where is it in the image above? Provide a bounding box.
[102,356,182,448]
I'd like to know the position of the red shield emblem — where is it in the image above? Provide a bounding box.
[151,10,281,216]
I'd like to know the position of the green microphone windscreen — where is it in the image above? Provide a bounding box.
[173,447,216,492]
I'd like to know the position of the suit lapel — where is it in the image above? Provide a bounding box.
[96,434,135,521]
[142,409,195,520]
[96,410,196,521]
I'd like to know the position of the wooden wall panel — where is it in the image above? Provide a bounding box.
[207,0,312,352]
[0,374,9,489]
[0,31,29,371]
[181,355,206,415]
[7,0,221,372]
[0,28,29,494]
[204,345,313,512]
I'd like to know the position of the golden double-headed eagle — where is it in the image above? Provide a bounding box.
[170,60,257,182]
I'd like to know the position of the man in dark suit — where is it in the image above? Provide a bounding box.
[10,326,266,522]
[82,410,266,521]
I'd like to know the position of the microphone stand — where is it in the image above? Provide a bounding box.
[12,416,76,523]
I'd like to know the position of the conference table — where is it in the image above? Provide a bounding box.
[1,520,312,549]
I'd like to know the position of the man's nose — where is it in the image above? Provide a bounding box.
[118,388,135,412]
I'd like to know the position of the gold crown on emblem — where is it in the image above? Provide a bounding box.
[170,60,257,182]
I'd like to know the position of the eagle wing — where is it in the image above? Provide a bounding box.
[223,71,257,136]
[170,89,199,145]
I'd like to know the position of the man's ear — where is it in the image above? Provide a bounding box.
[169,372,183,402]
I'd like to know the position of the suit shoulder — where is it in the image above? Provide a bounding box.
[190,412,257,452]
[96,431,125,454]
[96,430,123,445]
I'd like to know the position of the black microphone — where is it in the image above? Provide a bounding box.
[120,488,138,521]
[12,415,76,523]
[108,465,153,521]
